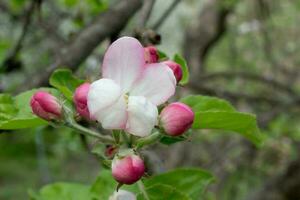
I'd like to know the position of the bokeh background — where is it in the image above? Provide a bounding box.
[1,0,300,199]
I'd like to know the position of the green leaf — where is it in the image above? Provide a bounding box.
[144,168,214,199]
[31,182,90,200]
[0,88,59,130]
[193,111,264,147]
[0,94,18,121]
[174,54,189,85]
[157,49,168,60]
[160,135,187,145]
[181,95,236,112]
[89,170,116,200]
[49,68,84,101]
[181,95,264,147]
[137,184,190,200]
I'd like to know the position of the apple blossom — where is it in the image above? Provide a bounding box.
[163,60,183,83]
[88,37,176,137]
[160,102,194,136]
[112,152,145,185]
[144,46,159,63]
[74,83,91,120]
[109,190,136,200]
[30,91,62,121]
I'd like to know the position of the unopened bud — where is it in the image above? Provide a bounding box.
[160,102,194,136]
[112,151,145,185]
[74,83,91,120]
[144,46,159,63]
[162,61,183,83]
[30,91,62,121]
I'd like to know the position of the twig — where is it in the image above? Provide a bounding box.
[199,71,296,96]
[17,0,142,92]
[138,0,156,28]
[2,0,36,72]
[66,122,114,144]
[188,81,282,105]
[152,0,181,30]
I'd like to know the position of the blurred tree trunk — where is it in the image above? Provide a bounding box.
[183,0,236,76]
[247,146,300,200]
[18,0,142,92]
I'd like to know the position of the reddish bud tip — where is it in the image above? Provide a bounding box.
[160,102,194,136]
[112,154,145,185]
[105,145,118,158]
[144,46,159,64]
[74,83,91,120]
[30,91,62,121]
[162,61,183,83]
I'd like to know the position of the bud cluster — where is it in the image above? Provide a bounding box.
[144,46,183,83]
[29,40,195,188]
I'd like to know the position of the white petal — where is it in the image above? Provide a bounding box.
[87,79,127,129]
[97,96,127,129]
[109,190,136,200]
[126,96,158,137]
[102,37,145,93]
[130,63,176,105]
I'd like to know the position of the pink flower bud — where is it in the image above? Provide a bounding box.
[30,91,62,121]
[160,102,194,136]
[74,83,91,120]
[112,154,145,185]
[162,61,183,83]
[144,46,159,63]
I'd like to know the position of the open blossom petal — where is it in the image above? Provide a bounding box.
[130,63,176,105]
[126,96,158,137]
[109,190,136,200]
[97,96,127,129]
[102,37,145,93]
[87,79,127,129]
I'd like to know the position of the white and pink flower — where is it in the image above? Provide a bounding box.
[88,37,176,137]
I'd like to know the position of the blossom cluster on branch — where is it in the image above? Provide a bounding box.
[29,37,194,197]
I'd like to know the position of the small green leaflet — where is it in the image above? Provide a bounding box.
[49,68,84,101]
[174,54,189,85]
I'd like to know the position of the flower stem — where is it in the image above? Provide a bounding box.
[138,181,149,200]
[63,105,114,143]
[112,130,121,144]
[121,131,131,147]
[67,122,114,143]
[135,131,162,149]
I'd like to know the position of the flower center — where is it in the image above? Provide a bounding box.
[123,94,129,104]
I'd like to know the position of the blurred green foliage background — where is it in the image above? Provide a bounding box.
[1,0,300,199]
